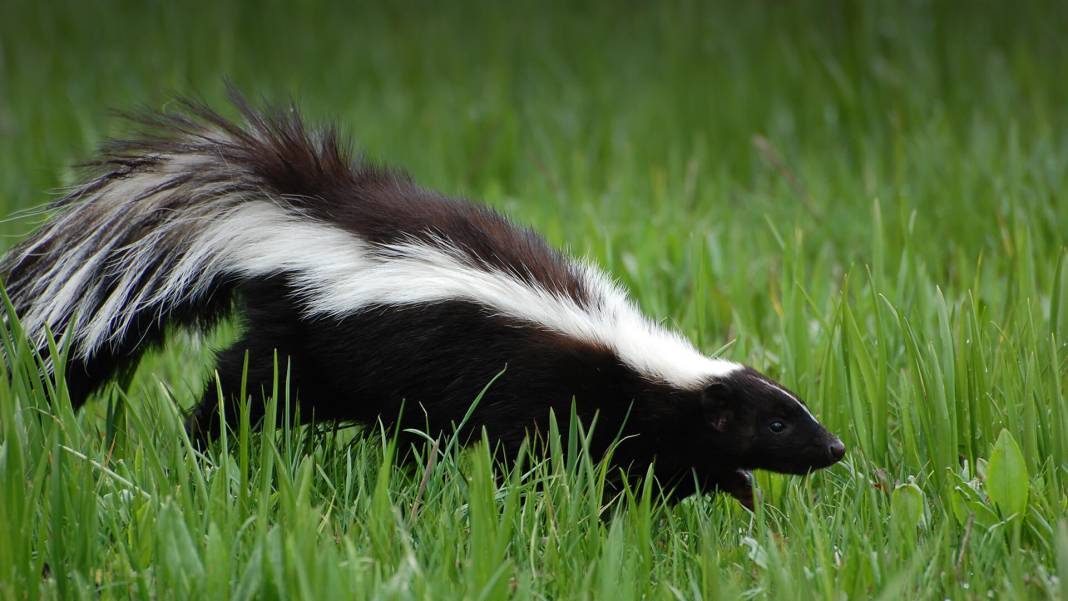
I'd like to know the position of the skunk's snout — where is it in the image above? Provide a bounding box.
[827,438,846,463]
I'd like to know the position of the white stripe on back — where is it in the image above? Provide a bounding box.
[18,185,741,389]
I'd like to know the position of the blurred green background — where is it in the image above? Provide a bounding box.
[1,1,1067,598]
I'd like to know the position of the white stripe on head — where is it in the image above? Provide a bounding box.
[760,379,815,420]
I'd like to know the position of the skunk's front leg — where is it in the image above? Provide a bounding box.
[716,468,755,511]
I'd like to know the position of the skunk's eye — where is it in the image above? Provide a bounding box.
[769,420,786,433]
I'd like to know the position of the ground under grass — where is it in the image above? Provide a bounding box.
[1,0,1067,598]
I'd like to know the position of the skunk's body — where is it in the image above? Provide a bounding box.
[1,95,844,505]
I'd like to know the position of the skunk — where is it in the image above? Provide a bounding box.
[0,93,844,507]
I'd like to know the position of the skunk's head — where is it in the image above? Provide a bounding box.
[699,367,845,475]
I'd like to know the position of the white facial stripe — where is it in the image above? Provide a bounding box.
[17,186,741,388]
[762,379,815,419]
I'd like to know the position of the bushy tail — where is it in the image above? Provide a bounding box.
[0,91,363,404]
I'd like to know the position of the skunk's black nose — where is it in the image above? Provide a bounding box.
[827,439,846,462]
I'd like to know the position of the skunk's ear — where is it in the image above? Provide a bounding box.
[702,380,733,432]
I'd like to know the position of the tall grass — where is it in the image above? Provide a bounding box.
[1,0,1066,598]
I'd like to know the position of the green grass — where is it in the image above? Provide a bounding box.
[2,0,1067,598]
